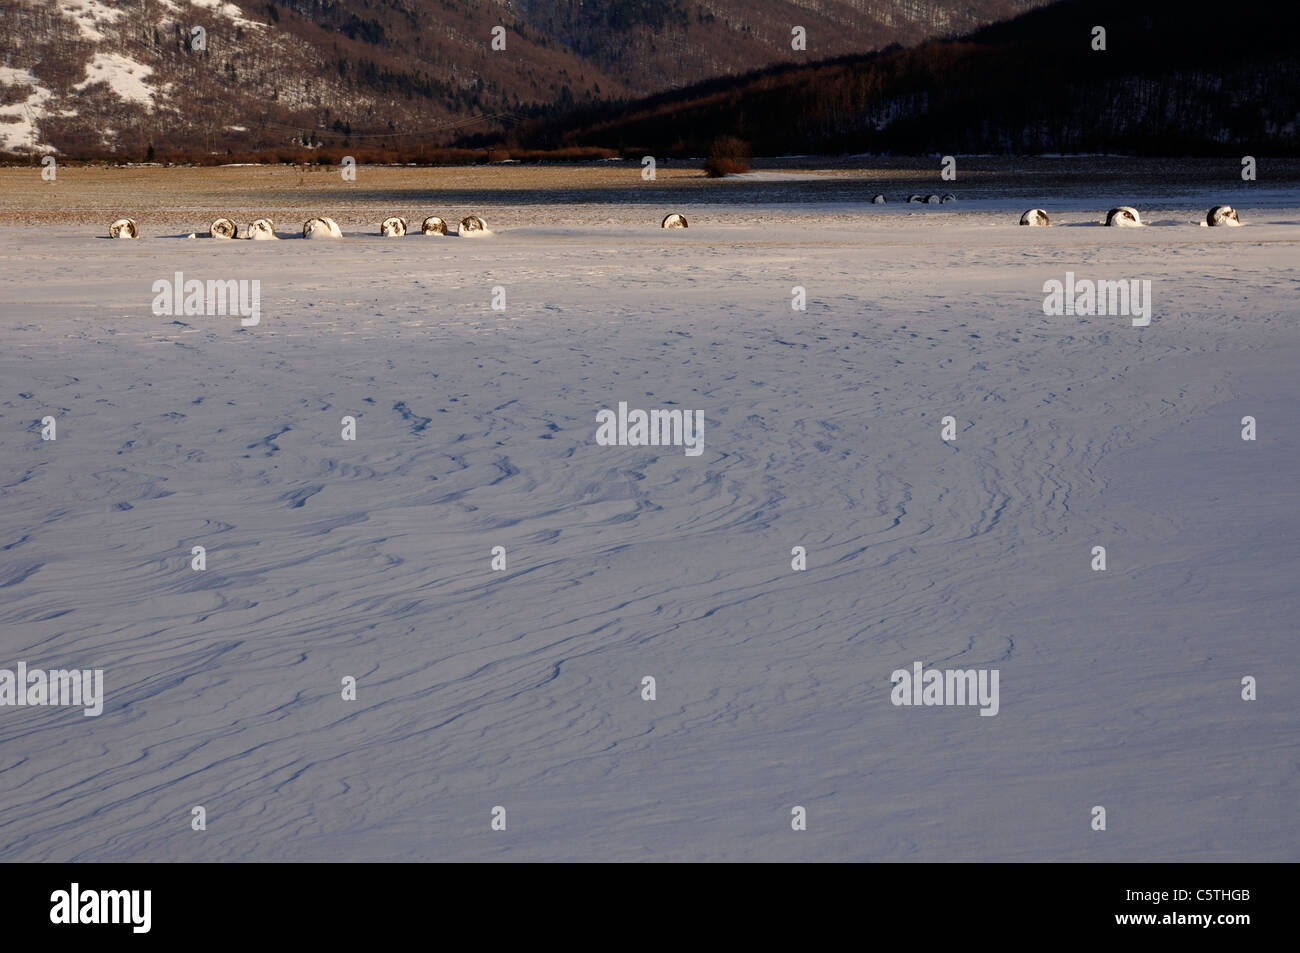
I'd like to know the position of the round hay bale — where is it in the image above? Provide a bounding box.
[421,216,447,236]
[302,216,343,239]
[924,194,940,205]
[460,215,487,233]
[108,218,138,239]
[209,217,237,240]
[906,194,923,204]
[1104,206,1142,227]
[1019,208,1051,227]
[661,213,688,229]
[246,218,277,240]
[940,193,956,204]
[380,216,408,237]
[871,194,887,205]
[1206,205,1241,227]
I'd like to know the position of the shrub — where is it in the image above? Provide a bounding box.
[703,156,748,177]
[702,135,750,176]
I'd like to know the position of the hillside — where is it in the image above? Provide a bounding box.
[0,0,1049,158]
[512,0,1300,156]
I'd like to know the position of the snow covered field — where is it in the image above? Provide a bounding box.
[1,194,1297,861]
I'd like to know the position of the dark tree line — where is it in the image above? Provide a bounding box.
[504,0,1300,156]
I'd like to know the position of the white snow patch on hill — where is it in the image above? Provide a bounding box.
[57,0,126,41]
[74,53,162,109]
[0,68,56,153]
[188,0,265,30]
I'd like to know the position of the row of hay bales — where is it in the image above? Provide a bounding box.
[106,206,1244,238]
[857,197,1242,227]
[1018,205,1243,227]
[871,194,957,204]
[109,213,692,238]
[106,215,490,239]
[860,198,1242,226]
[370,215,487,237]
